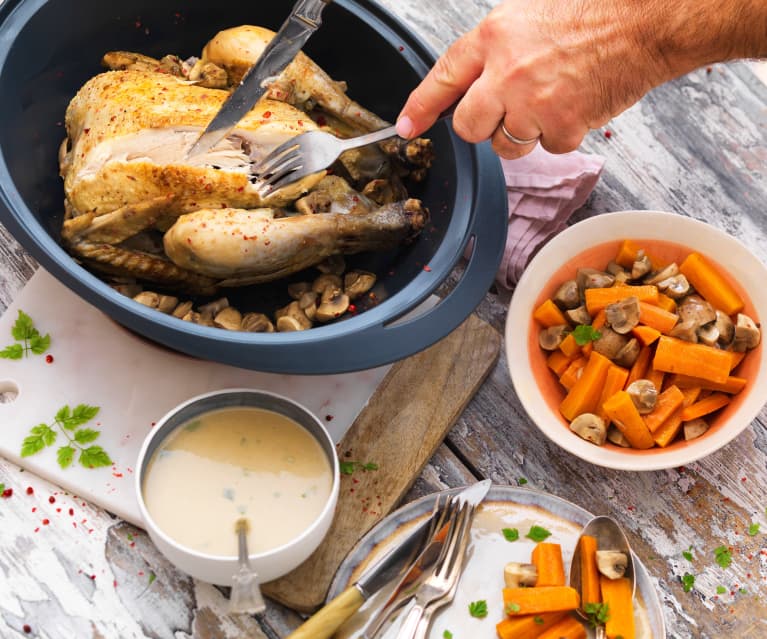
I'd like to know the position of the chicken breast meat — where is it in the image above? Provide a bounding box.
[59,25,431,299]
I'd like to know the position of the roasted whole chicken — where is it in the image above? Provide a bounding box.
[59,25,433,304]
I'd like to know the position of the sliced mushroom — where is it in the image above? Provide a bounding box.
[613,338,641,368]
[606,261,627,277]
[715,310,735,346]
[613,270,632,285]
[198,297,229,316]
[569,413,607,445]
[596,550,628,579]
[241,312,275,333]
[111,283,143,298]
[576,268,615,292]
[213,307,242,331]
[538,325,569,351]
[593,328,629,360]
[316,255,346,275]
[677,295,716,327]
[287,282,312,300]
[732,313,761,352]
[316,288,350,322]
[626,379,658,414]
[697,323,720,347]
[607,425,631,448]
[275,301,313,330]
[657,274,690,299]
[156,295,179,314]
[565,305,592,326]
[171,301,194,319]
[312,274,343,294]
[669,319,699,343]
[504,563,538,588]
[344,270,377,300]
[133,291,160,309]
[631,253,653,279]
[644,262,679,286]
[683,418,710,440]
[553,279,581,310]
[605,296,641,334]
[298,291,319,321]
[181,310,201,324]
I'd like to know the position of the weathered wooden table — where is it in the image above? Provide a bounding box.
[1,1,766,637]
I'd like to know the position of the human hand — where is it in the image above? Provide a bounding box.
[395,0,674,159]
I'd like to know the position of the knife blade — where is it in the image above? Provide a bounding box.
[362,479,492,639]
[284,505,441,639]
[187,0,332,159]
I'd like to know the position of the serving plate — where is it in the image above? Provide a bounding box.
[329,485,666,638]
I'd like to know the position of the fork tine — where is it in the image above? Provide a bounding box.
[251,139,301,174]
[256,166,311,197]
[435,501,469,578]
[252,148,301,178]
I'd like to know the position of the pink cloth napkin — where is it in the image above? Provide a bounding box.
[495,144,605,288]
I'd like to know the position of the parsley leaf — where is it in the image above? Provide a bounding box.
[525,525,552,542]
[0,343,23,359]
[716,585,727,594]
[747,523,760,536]
[0,483,4,494]
[60,404,100,430]
[468,600,488,618]
[148,572,157,586]
[11,310,36,341]
[504,602,521,615]
[573,324,602,346]
[442,632,453,639]
[339,460,378,475]
[79,446,112,469]
[502,527,520,542]
[57,446,75,469]
[682,546,694,562]
[74,428,100,444]
[517,477,528,486]
[714,545,732,569]
[682,573,695,592]
[29,333,51,355]
[584,602,610,627]
[2,310,50,359]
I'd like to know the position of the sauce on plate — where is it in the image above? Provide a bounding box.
[142,407,333,556]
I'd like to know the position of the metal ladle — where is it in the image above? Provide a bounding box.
[569,516,636,638]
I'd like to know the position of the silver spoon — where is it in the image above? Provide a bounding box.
[569,516,635,639]
[229,518,267,615]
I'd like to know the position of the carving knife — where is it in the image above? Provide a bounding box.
[284,505,441,639]
[187,0,332,159]
[362,479,492,639]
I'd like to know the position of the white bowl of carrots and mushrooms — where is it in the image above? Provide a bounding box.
[506,210,767,471]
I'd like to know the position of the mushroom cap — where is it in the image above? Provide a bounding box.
[213,306,243,331]
[241,312,275,333]
[344,270,377,300]
[669,319,699,343]
[644,262,679,285]
[626,379,658,414]
[576,267,615,292]
[696,323,720,347]
[133,291,160,309]
[316,289,351,322]
[565,305,593,326]
[503,562,538,588]
[605,296,641,334]
[553,279,581,310]
[569,413,607,445]
[613,337,641,368]
[596,550,628,579]
[677,295,716,327]
[683,418,710,441]
[538,325,569,351]
[631,253,652,279]
[733,313,761,351]
[607,425,631,447]
[171,300,194,319]
[593,327,629,360]
[312,273,343,294]
[658,274,691,299]
[715,310,735,346]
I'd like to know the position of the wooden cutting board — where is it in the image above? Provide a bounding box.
[0,268,501,612]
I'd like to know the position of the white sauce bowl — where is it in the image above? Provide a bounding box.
[135,388,340,585]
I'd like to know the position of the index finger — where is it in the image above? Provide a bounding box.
[396,29,485,138]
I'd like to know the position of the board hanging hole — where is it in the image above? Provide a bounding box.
[0,380,19,404]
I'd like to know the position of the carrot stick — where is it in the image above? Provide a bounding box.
[614,240,659,269]
[599,576,636,639]
[679,252,744,316]
[655,293,677,314]
[652,336,732,384]
[631,323,661,346]
[503,586,580,616]
[680,393,730,421]
[643,384,684,433]
[638,301,679,334]
[496,613,567,639]
[667,374,746,395]
[560,351,613,421]
[560,356,588,391]
[602,390,655,449]
[532,543,566,587]
[581,310,607,358]
[579,534,601,606]
[652,386,702,447]
[558,333,582,359]
[596,365,630,422]
[645,368,665,393]
[536,616,587,639]
[626,345,653,387]
[547,350,573,376]
[728,351,746,372]
[585,286,659,315]
[534,299,569,328]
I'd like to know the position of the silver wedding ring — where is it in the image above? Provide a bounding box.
[500,123,539,145]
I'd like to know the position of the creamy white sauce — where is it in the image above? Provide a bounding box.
[142,407,333,557]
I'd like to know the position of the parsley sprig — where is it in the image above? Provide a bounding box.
[572,324,602,346]
[584,601,610,627]
[468,600,488,618]
[525,525,552,542]
[714,545,732,569]
[21,404,112,469]
[502,527,520,542]
[0,310,50,360]
[681,573,695,592]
